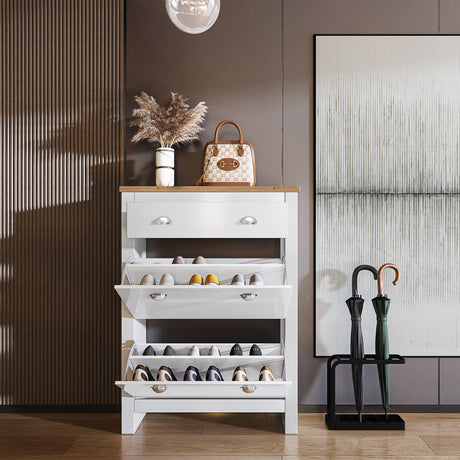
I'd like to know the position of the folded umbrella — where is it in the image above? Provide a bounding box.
[372,263,400,421]
[346,265,378,423]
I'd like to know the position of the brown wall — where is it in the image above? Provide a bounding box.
[127,0,460,406]
[0,0,124,406]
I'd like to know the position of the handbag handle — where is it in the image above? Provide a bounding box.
[213,120,244,144]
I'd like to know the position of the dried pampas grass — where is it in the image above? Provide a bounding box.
[130,91,207,148]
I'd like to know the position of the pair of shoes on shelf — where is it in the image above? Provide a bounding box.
[183,365,225,381]
[142,345,175,356]
[139,273,175,286]
[187,345,223,356]
[133,365,178,382]
[230,343,262,356]
[231,273,264,286]
[173,256,206,264]
[189,274,219,285]
[232,365,275,382]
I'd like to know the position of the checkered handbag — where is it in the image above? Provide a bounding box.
[196,120,256,186]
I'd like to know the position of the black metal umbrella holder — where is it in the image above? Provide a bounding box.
[326,354,406,430]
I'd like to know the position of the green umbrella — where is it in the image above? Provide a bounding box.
[372,264,400,421]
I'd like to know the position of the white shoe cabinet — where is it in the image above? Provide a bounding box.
[115,186,299,434]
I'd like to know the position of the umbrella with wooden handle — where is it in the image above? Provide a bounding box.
[346,265,378,423]
[372,263,401,421]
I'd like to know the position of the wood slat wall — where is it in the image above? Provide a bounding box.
[0,0,124,406]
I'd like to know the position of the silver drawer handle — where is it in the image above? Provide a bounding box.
[241,293,258,301]
[153,385,167,393]
[150,293,167,301]
[153,216,172,225]
[240,216,257,225]
[242,385,257,394]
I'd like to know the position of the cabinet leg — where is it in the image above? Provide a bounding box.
[121,393,145,434]
[282,395,298,434]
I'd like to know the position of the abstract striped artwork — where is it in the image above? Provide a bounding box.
[315,36,460,356]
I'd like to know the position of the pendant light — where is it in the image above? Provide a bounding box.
[165,0,220,34]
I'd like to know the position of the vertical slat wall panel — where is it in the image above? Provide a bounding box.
[0,0,124,406]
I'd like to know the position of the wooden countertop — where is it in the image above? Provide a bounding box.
[119,186,300,192]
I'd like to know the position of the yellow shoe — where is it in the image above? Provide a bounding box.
[205,274,219,286]
[189,274,203,285]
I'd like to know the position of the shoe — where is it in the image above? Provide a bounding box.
[192,256,206,264]
[163,345,176,356]
[250,344,262,356]
[188,345,200,356]
[250,273,264,286]
[232,366,248,382]
[231,274,245,286]
[230,343,243,356]
[189,274,203,285]
[206,365,224,381]
[259,365,275,381]
[157,365,177,381]
[133,365,154,381]
[143,345,156,356]
[140,274,155,286]
[205,274,219,286]
[184,365,202,381]
[208,345,221,356]
[172,256,185,264]
[160,273,175,285]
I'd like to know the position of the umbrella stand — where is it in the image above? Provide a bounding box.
[372,264,401,422]
[346,265,378,423]
[325,354,406,430]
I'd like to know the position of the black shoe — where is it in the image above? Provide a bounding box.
[249,344,262,356]
[143,345,156,356]
[206,365,224,381]
[157,365,177,381]
[163,345,176,356]
[184,366,202,381]
[230,343,243,356]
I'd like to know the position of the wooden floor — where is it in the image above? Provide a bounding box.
[1,412,460,458]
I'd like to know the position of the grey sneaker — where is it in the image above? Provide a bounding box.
[163,345,176,356]
[143,345,156,356]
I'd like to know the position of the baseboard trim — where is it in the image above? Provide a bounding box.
[0,405,120,413]
[299,404,460,413]
[1,404,458,414]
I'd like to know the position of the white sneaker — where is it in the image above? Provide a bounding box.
[231,274,245,286]
[208,345,221,356]
[160,273,175,285]
[188,345,200,356]
[140,274,155,286]
[250,273,264,286]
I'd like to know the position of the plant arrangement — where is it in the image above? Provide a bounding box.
[130,91,207,148]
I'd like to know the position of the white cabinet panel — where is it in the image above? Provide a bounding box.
[126,202,288,238]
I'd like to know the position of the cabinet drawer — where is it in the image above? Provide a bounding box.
[126,202,288,238]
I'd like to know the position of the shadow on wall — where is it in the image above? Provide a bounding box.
[0,149,121,406]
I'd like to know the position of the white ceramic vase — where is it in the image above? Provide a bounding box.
[155,147,175,186]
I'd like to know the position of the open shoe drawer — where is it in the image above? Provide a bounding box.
[116,380,292,399]
[115,285,292,319]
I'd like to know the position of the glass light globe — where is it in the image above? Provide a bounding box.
[165,0,220,34]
